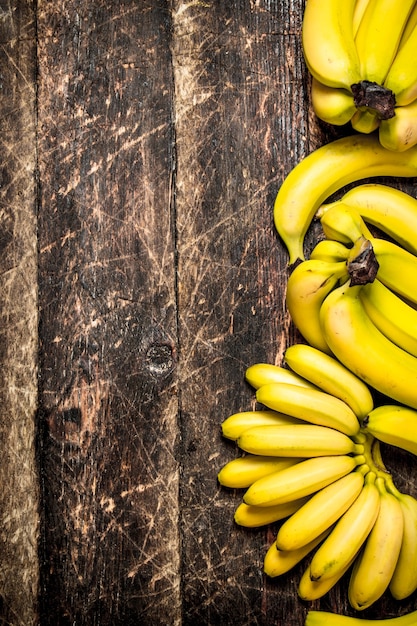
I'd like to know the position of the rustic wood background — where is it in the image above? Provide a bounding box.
[1,0,417,624]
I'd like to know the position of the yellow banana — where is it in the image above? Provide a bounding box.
[264,528,331,578]
[366,236,417,306]
[301,0,361,89]
[389,492,417,600]
[285,259,349,354]
[298,555,355,601]
[311,77,356,125]
[397,1,417,49]
[384,17,417,106]
[237,423,360,458]
[217,454,303,489]
[276,466,367,551]
[245,362,317,391]
[380,98,417,152]
[319,203,373,244]
[319,183,417,256]
[354,0,416,85]
[221,409,304,441]
[320,281,417,409]
[305,609,417,626]
[309,471,380,582]
[350,109,380,134]
[234,497,309,528]
[256,382,361,435]
[283,344,374,419]
[243,454,361,507]
[360,279,417,358]
[365,404,417,456]
[348,477,404,611]
[352,0,372,36]
[273,134,417,265]
[309,239,350,262]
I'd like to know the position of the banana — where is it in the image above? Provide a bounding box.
[256,382,361,436]
[350,109,380,134]
[364,404,417,456]
[243,454,361,507]
[309,471,380,582]
[301,0,361,89]
[389,492,417,600]
[318,183,417,256]
[348,477,404,611]
[276,465,367,551]
[398,1,417,49]
[217,454,303,489]
[305,609,417,626]
[234,497,310,528]
[298,554,355,601]
[319,204,373,244]
[237,423,361,458]
[273,134,417,265]
[310,77,357,126]
[320,281,417,409]
[384,16,417,106]
[221,409,304,441]
[380,98,417,152]
[264,528,331,578]
[285,259,349,354]
[283,343,374,419]
[309,239,350,262]
[360,279,417,358]
[352,0,372,36]
[245,362,317,391]
[354,0,416,85]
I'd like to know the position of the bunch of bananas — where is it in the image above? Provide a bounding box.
[218,347,417,610]
[303,0,417,150]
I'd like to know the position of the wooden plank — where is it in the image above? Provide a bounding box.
[0,2,39,624]
[36,2,180,623]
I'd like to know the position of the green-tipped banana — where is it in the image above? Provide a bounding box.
[305,609,417,626]
[365,405,417,456]
[217,455,303,489]
[221,410,304,441]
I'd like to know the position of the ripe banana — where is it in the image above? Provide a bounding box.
[273,135,417,265]
[319,203,373,244]
[389,492,417,600]
[237,423,360,458]
[368,236,417,306]
[298,554,355,601]
[309,471,380,582]
[319,183,417,256]
[285,259,348,354]
[364,404,417,456]
[352,0,372,36]
[243,454,361,507]
[319,282,417,409]
[360,279,417,358]
[384,16,417,106]
[398,1,417,49]
[283,343,374,419]
[309,239,349,262]
[234,497,309,528]
[348,477,404,610]
[301,0,361,89]
[354,0,416,85]
[256,382,361,435]
[310,77,356,126]
[245,362,317,391]
[217,454,303,489]
[264,528,330,578]
[305,609,417,626]
[276,466,367,551]
[221,409,304,441]
[350,109,380,134]
[380,98,417,152]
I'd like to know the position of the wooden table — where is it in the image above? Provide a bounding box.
[1,1,416,624]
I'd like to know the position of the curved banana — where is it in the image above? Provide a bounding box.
[283,344,374,419]
[389,492,417,600]
[319,203,373,244]
[298,554,355,601]
[352,0,372,36]
[256,382,361,435]
[309,471,380,582]
[379,98,417,152]
[264,528,331,578]
[221,409,304,441]
[243,454,361,507]
[234,497,309,528]
[273,134,417,265]
[397,1,417,49]
[360,279,417,358]
[367,236,417,306]
[319,281,417,409]
[319,183,417,256]
[301,0,361,89]
[384,17,417,106]
[285,259,349,354]
[305,609,417,626]
[311,77,356,125]
[348,477,404,610]
[309,239,350,262]
[217,454,303,489]
[354,0,416,85]
[276,466,367,551]
[245,362,317,391]
[237,423,360,458]
[364,404,417,456]
[350,108,380,134]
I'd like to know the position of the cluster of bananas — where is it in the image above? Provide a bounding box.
[303,0,417,151]
[218,345,417,610]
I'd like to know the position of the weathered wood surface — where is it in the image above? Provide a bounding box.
[1,0,417,624]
